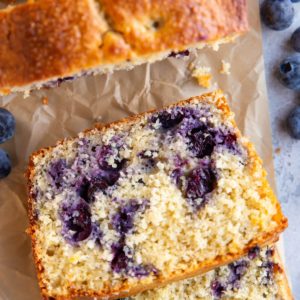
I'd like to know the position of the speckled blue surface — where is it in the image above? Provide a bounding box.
[260,2,300,297]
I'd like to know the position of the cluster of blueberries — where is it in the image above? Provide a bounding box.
[0,108,15,179]
[261,0,300,139]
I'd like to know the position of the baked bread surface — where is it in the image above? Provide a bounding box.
[121,246,293,300]
[0,0,248,94]
[27,91,287,299]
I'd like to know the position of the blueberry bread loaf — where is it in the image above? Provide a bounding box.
[27,91,287,299]
[0,0,248,95]
[121,246,293,300]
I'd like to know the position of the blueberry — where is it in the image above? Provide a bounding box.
[215,130,240,154]
[260,261,275,285]
[168,50,190,58]
[128,264,158,278]
[112,200,148,235]
[171,168,183,186]
[278,55,300,90]
[186,162,217,210]
[211,280,226,298]
[111,239,157,277]
[287,106,300,139]
[291,28,300,52]
[48,159,67,189]
[291,0,300,2]
[261,0,294,31]
[60,198,92,244]
[228,260,249,289]
[0,149,11,179]
[78,169,121,202]
[111,238,132,273]
[248,246,260,260]
[188,125,215,158]
[0,108,16,144]
[154,110,185,129]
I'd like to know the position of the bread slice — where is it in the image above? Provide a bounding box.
[121,246,293,300]
[0,0,248,95]
[27,91,287,299]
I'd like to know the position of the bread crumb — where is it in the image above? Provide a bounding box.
[42,97,49,105]
[191,65,212,88]
[274,148,281,155]
[23,90,30,99]
[220,60,231,75]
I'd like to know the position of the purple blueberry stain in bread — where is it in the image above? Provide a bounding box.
[128,263,159,278]
[171,168,183,186]
[248,246,260,260]
[110,199,157,277]
[185,160,217,210]
[111,238,132,274]
[168,49,190,58]
[91,222,103,246]
[152,109,185,130]
[261,261,275,285]
[228,260,249,289]
[112,200,149,235]
[211,280,226,298]
[187,124,215,158]
[214,129,241,155]
[60,198,92,244]
[48,159,67,190]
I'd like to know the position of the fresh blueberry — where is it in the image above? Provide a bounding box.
[0,108,16,144]
[0,149,11,179]
[291,0,300,2]
[186,162,217,210]
[188,125,215,158]
[60,198,92,244]
[154,110,185,129]
[287,106,300,139]
[291,28,300,52]
[278,55,300,90]
[261,0,294,31]
[211,280,226,298]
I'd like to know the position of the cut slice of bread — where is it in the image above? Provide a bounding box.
[122,246,293,300]
[27,91,287,299]
[0,0,248,95]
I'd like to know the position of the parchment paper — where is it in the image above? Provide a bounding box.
[0,2,280,299]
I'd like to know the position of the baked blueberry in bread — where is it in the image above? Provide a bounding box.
[0,0,248,95]
[121,246,293,300]
[27,91,287,299]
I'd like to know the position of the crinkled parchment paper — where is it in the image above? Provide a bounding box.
[0,2,282,299]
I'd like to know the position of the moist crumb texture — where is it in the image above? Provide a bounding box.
[122,246,286,300]
[0,0,248,94]
[27,92,287,299]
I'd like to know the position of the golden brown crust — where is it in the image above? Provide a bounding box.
[26,91,287,299]
[274,249,294,300]
[0,0,248,94]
